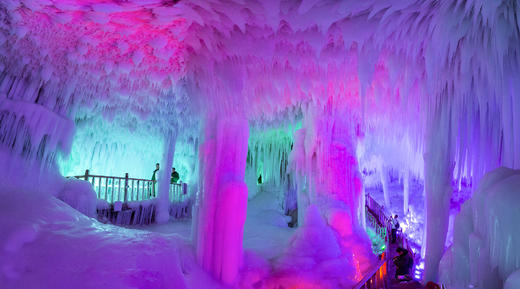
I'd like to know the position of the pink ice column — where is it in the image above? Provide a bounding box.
[291,107,363,224]
[290,106,371,278]
[193,115,249,285]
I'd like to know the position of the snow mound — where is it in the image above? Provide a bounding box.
[57,178,97,217]
[439,167,520,289]
[0,191,226,289]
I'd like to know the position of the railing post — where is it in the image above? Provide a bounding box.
[85,169,90,182]
[124,173,129,202]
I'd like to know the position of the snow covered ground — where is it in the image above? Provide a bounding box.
[136,185,296,261]
[0,190,225,289]
[0,181,380,288]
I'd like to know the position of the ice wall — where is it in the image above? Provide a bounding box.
[246,122,299,215]
[439,167,520,289]
[58,116,164,178]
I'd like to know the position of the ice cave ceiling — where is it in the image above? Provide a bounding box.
[0,0,519,172]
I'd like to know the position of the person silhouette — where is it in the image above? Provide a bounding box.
[171,167,180,184]
[151,163,159,197]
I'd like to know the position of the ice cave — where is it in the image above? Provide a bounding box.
[0,0,519,288]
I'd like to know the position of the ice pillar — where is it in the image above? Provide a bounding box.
[290,108,364,229]
[403,169,410,214]
[423,104,454,282]
[193,115,249,285]
[378,162,391,208]
[156,133,176,223]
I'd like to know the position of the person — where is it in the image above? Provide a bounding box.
[393,247,413,281]
[171,167,180,184]
[151,163,159,197]
[390,214,400,243]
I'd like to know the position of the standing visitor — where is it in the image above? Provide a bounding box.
[151,163,160,197]
[171,167,180,184]
[390,214,400,243]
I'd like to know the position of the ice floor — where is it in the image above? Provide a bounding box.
[0,190,228,289]
[0,186,298,289]
[137,186,296,261]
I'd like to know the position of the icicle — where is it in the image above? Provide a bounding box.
[403,169,410,214]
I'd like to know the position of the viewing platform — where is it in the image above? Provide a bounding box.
[71,170,193,225]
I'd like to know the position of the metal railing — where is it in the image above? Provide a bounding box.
[73,169,188,204]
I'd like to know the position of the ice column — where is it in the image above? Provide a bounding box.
[423,103,454,282]
[193,115,249,285]
[378,162,391,208]
[156,133,176,223]
[403,169,410,214]
[291,108,364,230]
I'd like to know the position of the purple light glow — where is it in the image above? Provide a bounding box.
[0,1,519,289]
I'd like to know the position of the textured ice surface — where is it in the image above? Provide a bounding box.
[0,190,225,289]
[57,178,97,218]
[0,0,519,286]
[439,167,520,289]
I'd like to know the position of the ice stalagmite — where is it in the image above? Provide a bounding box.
[279,105,373,287]
[193,115,249,285]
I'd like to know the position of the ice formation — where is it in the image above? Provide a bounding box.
[439,167,520,288]
[0,0,519,288]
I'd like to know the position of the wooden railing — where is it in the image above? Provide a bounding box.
[365,194,415,253]
[365,194,391,228]
[355,193,420,289]
[366,205,388,243]
[352,256,389,289]
[73,170,188,204]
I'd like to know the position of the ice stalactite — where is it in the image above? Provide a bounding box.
[423,98,455,282]
[193,115,249,285]
[58,115,165,178]
[156,132,176,224]
[378,162,391,209]
[0,85,74,166]
[0,72,75,192]
[403,169,410,214]
[246,124,296,210]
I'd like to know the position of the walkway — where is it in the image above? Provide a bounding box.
[70,170,193,225]
[387,241,422,289]
[360,194,424,289]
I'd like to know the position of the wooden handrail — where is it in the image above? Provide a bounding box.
[73,174,170,183]
[352,258,388,289]
[361,193,420,288]
[70,170,187,204]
